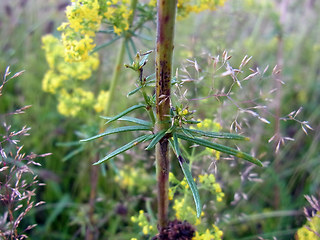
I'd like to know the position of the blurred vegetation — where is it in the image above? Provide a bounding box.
[0,0,319,239]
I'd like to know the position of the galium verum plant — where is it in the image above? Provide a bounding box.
[82,0,263,236]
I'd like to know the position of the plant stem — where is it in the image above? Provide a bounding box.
[155,0,177,231]
[86,1,138,239]
[104,0,138,115]
[142,88,156,124]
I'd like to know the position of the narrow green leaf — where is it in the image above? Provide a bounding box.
[128,38,137,56]
[127,86,142,96]
[131,32,153,41]
[181,128,249,141]
[169,134,202,217]
[97,29,114,34]
[62,146,84,162]
[94,135,151,165]
[56,141,81,147]
[172,133,181,156]
[176,133,263,167]
[139,52,152,67]
[91,36,121,53]
[145,129,167,150]
[181,127,195,139]
[171,76,178,85]
[45,195,71,230]
[125,40,134,63]
[178,156,202,218]
[101,116,152,127]
[184,120,201,125]
[80,125,151,142]
[106,104,146,124]
[146,73,156,81]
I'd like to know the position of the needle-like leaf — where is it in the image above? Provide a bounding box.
[80,125,151,142]
[93,134,152,165]
[176,133,263,167]
[105,104,147,125]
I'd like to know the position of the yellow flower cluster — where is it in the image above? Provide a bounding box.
[58,0,102,62]
[193,224,223,240]
[115,166,153,192]
[104,0,132,35]
[177,0,226,19]
[94,90,110,113]
[243,0,274,9]
[198,173,225,202]
[148,0,225,19]
[131,210,156,236]
[173,195,224,239]
[42,34,103,117]
[296,213,320,239]
[193,118,222,160]
[173,198,204,226]
[57,88,95,117]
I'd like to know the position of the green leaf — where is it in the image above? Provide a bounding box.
[101,116,152,127]
[127,86,142,96]
[125,40,134,63]
[105,104,147,125]
[176,133,263,167]
[80,125,151,142]
[145,129,167,150]
[184,120,201,125]
[181,127,195,139]
[45,195,71,231]
[172,133,181,156]
[94,134,152,165]
[181,128,249,141]
[170,134,202,217]
[145,73,156,83]
[139,51,152,67]
[62,146,84,162]
[91,36,121,53]
[178,155,202,218]
[56,141,81,147]
[128,38,137,56]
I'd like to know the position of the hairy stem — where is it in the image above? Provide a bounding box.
[155,0,177,231]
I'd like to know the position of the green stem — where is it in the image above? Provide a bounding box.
[104,0,138,115]
[104,39,126,115]
[155,0,177,232]
[142,88,156,125]
[86,1,138,239]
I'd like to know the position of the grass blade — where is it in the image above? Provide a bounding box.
[94,134,152,165]
[176,133,263,167]
[80,125,151,142]
[105,104,146,125]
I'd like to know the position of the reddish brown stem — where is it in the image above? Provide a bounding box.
[155,0,177,232]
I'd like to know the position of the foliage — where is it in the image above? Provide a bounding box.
[0,0,319,239]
